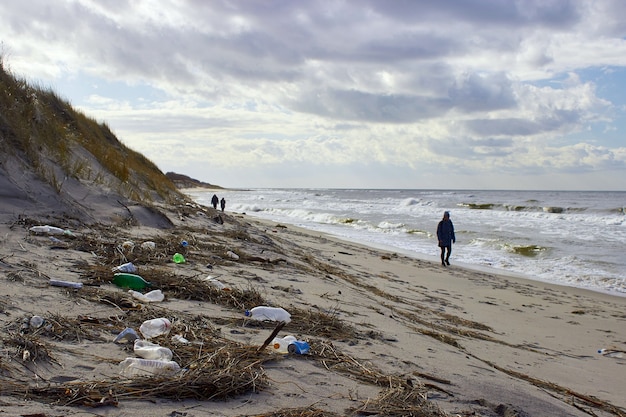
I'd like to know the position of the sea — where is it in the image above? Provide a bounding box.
[186,189,626,296]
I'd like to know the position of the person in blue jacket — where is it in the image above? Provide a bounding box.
[437,211,456,266]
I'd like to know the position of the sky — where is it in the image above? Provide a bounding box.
[1,0,626,190]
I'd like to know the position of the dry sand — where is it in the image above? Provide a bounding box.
[0,199,625,417]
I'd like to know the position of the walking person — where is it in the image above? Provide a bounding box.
[437,211,456,266]
[211,194,219,210]
[220,197,226,212]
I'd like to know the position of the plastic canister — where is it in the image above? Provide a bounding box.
[134,339,173,361]
[139,318,172,339]
[270,335,297,354]
[128,289,164,303]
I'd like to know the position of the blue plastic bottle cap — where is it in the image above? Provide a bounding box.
[244,310,251,317]
[181,240,188,247]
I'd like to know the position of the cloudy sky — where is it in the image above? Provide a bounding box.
[2,1,626,190]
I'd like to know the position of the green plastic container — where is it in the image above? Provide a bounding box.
[112,273,151,290]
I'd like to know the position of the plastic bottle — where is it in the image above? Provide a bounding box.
[244,306,291,323]
[171,334,189,344]
[49,279,83,289]
[112,262,137,273]
[29,225,67,235]
[134,339,173,361]
[112,273,151,290]
[598,348,624,358]
[29,315,45,329]
[204,276,230,290]
[128,289,164,303]
[118,358,181,377]
[139,318,172,339]
[113,327,139,343]
[226,250,239,260]
[270,335,297,354]
[172,253,186,264]
[288,340,311,355]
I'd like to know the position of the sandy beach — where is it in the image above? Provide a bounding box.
[0,195,624,417]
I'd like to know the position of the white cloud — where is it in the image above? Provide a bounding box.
[1,0,626,189]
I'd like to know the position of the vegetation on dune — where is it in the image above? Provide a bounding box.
[0,55,180,204]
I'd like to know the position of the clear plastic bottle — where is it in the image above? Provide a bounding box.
[139,318,172,339]
[128,289,164,303]
[112,262,137,273]
[270,335,297,353]
[113,327,139,343]
[204,276,230,290]
[245,306,291,323]
[29,225,67,235]
[118,358,181,377]
[49,279,83,289]
[134,339,173,361]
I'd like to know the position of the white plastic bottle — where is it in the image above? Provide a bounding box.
[204,276,229,290]
[139,318,172,339]
[118,358,181,377]
[134,339,173,361]
[245,306,291,323]
[598,348,624,358]
[270,335,297,354]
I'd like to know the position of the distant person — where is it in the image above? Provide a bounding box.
[211,194,219,210]
[437,211,456,266]
[220,197,226,212]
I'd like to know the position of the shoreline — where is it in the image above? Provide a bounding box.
[0,207,624,416]
[237,211,626,301]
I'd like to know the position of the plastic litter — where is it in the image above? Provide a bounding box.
[598,348,624,358]
[226,250,239,260]
[29,225,72,235]
[29,315,44,329]
[134,339,173,361]
[113,327,140,343]
[245,306,291,323]
[270,335,297,354]
[172,253,185,264]
[49,279,83,289]
[171,334,189,344]
[128,289,164,303]
[204,276,230,290]
[139,317,172,339]
[112,262,137,273]
[288,340,311,355]
[112,273,151,290]
[141,241,156,251]
[119,358,181,377]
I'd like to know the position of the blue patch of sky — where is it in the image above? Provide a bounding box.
[47,72,167,108]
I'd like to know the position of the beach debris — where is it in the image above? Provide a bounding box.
[29,225,73,236]
[245,306,291,323]
[128,289,164,303]
[204,275,230,290]
[269,335,297,354]
[113,327,139,344]
[288,340,310,355]
[172,252,186,264]
[140,241,156,250]
[120,240,135,251]
[112,262,137,273]
[139,318,172,339]
[226,250,239,260]
[118,357,181,377]
[29,315,45,329]
[598,348,625,358]
[171,334,189,344]
[134,339,173,361]
[181,240,188,247]
[112,272,151,290]
[49,279,83,289]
